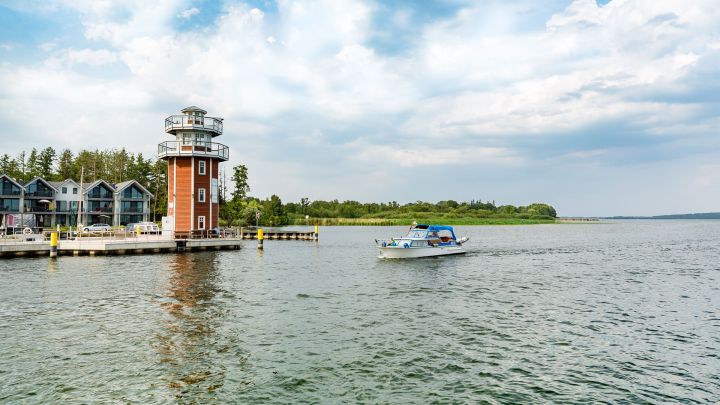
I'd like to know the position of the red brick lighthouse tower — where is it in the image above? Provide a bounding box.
[158,106,229,236]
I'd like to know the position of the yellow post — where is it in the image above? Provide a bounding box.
[50,231,58,258]
[314,225,319,241]
[257,228,264,250]
[137,225,141,238]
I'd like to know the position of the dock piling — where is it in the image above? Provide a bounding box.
[314,225,319,241]
[257,228,264,250]
[49,232,58,259]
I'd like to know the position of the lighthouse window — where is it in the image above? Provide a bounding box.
[198,188,206,203]
[182,133,192,145]
[199,161,206,175]
[198,216,206,230]
[195,133,207,146]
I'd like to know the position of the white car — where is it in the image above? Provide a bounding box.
[83,223,112,232]
[126,222,160,234]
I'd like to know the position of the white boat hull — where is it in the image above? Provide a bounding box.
[378,245,465,259]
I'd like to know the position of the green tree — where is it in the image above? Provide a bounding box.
[56,149,77,180]
[231,164,250,201]
[0,154,20,178]
[300,197,310,215]
[16,151,27,182]
[263,195,288,226]
[26,148,40,180]
[527,203,557,218]
[148,159,167,221]
[38,147,56,180]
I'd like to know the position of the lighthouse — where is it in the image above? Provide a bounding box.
[158,106,229,236]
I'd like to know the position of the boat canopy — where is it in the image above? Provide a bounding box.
[412,224,456,240]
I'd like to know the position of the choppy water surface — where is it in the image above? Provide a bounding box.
[1,221,719,403]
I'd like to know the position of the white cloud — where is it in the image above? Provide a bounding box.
[177,7,199,19]
[0,42,16,51]
[55,48,120,66]
[354,145,523,168]
[1,0,719,213]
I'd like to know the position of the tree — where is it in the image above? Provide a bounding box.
[300,197,310,215]
[56,149,77,180]
[38,147,56,180]
[231,164,250,202]
[16,151,27,182]
[527,203,557,218]
[147,159,167,221]
[27,148,41,180]
[263,195,288,226]
[0,154,20,179]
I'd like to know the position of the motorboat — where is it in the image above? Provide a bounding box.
[376,224,469,259]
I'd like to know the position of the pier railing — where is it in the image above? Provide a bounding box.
[1,227,318,243]
[157,141,229,161]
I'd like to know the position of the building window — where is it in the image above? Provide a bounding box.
[73,187,78,195]
[198,216,206,230]
[62,186,68,194]
[122,185,143,199]
[198,188,206,203]
[182,133,192,145]
[199,160,206,175]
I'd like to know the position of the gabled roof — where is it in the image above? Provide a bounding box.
[114,180,153,198]
[83,179,115,194]
[24,176,58,192]
[181,105,207,114]
[54,178,81,188]
[0,173,24,190]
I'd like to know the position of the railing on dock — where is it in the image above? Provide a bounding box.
[1,227,318,243]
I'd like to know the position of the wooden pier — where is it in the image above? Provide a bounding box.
[0,237,242,258]
[0,227,319,258]
[239,229,317,240]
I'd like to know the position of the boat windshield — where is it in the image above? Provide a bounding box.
[405,230,428,239]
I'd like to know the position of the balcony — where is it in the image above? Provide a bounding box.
[87,194,113,199]
[25,191,54,198]
[87,206,113,213]
[24,206,53,213]
[165,115,223,136]
[158,141,229,161]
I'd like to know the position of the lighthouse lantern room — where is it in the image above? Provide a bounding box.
[158,106,229,236]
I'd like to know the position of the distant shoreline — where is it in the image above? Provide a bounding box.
[603,212,720,220]
[289,218,557,226]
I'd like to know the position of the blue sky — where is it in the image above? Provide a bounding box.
[0,0,719,216]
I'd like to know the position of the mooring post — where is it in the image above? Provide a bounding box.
[314,225,319,241]
[49,231,58,259]
[257,228,264,250]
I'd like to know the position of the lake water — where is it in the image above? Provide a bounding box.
[1,221,719,403]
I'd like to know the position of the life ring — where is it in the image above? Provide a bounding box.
[23,227,33,235]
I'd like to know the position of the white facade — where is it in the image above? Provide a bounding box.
[52,179,82,227]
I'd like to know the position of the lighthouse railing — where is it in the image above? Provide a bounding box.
[164,115,223,134]
[157,141,230,160]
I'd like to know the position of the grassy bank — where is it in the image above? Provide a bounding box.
[290,217,556,226]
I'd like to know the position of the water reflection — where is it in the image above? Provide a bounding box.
[153,252,228,401]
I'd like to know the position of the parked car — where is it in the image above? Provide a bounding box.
[82,223,112,232]
[126,222,160,234]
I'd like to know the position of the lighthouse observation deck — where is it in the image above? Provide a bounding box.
[164,115,223,136]
[157,140,229,161]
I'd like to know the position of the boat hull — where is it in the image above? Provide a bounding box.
[378,245,465,259]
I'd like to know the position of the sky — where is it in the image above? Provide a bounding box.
[0,0,718,217]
